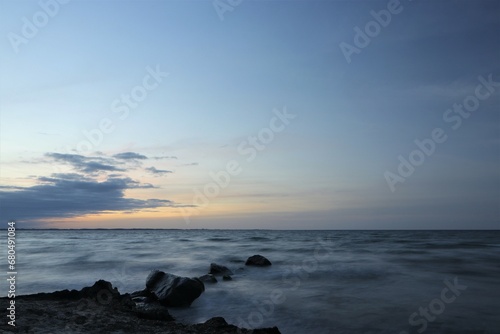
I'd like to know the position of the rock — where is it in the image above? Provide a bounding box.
[132,278,181,321]
[80,280,121,300]
[245,255,272,267]
[209,263,233,276]
[199,274,218,284]
[222,275,232,281]
[193,317,282,334]
[2,280,281,333]
[19,280,134,309]
[24,288,81,301]
[204,316,228,325]
[194,317,231,332]
[135,301,174,321]
[131,296,149,303]
[131,288,156,299]
[131,289,158,304]
[75,315,87,325]
[253,327,282,333]
[13,280,137,319]
[146,270,205,307]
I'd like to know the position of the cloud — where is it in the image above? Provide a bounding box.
[0,173,174,222]
[152,155,178,160]
[145,167,173,176]
[81,161,124,173]
[113,152,148,160]
[0,185,25,190]
[0,151,186,223]
[45,153,124,174]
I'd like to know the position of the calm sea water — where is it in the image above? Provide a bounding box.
[2,230,499,334]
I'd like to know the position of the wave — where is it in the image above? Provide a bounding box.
[420,242,495,249]
[246,236,273,241]
[206,237,233,242]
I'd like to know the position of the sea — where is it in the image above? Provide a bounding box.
[2,229,499,334]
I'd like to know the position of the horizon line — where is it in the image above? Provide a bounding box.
[3,228,500,231]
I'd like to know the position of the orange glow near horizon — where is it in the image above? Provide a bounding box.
[32,199,300,229]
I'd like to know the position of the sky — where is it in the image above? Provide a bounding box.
[0,0,498,229]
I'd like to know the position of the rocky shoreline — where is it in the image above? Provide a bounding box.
[1,255,280,334]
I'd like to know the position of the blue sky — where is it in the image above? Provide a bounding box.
[0,0,498,229]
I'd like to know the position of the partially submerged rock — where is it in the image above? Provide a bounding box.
[209,263,234,276]
[199,274,218,284]
[146,269,205,307]
[245,255,272,267]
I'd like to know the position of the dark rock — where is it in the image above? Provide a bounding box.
[3,280,281,333]
[135,301,174,321]
[18,280,124,303]
[146,270,205,307]
[253,327,282,333]
[222,275,232,281]
[80,280,121,300]
[131,296,149,303]
[131,283,176,322]
[77,280,135,309]
[245,255,272,267]
[199,274,218,284]
[131,288,157,301]
[195,317,232,332]
[75,315,87,325]
[110,292,136,310]
[14,280,135,311]
[203,316,228,326]
[193,317,281,334]
[209,263,233,276]
[131,289,158,305]
[23,288,82,300]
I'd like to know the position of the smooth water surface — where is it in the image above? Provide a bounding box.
[2,230,499,334]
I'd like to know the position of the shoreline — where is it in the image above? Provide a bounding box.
[0,280,281,334]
